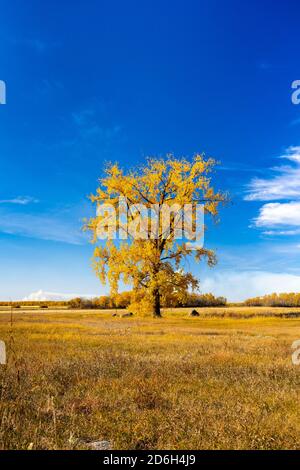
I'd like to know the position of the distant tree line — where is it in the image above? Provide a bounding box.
[68,291,227,309]
[245,293,300,307]
[0,291,227,310]
[0,301,69,308]
[6,293,300,309]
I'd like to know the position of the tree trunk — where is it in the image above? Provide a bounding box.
[152,287,162,318]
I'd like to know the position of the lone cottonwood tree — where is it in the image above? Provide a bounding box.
[86,155,227,317]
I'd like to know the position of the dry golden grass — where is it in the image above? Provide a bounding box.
[0,307,300,450]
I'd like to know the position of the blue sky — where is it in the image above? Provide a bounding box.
[1,0,300,301]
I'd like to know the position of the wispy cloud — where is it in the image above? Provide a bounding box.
[245,146,300,201]
[246,147,300,235]
[0,207,87,245]
[50,104,124,154]
[0,196,38,205]
[71,107,122,142]
[263,229,300,236]
[219,163,264,173]
[254,201,300,228]
[38,79,64,96]
[71,109,95,127]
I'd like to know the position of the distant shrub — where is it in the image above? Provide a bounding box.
[68,297,95,309]
[68,297,84,309]
[92,296,114,309]
[162,292,227,308]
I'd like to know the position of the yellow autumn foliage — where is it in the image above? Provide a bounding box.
[86,154,227,317]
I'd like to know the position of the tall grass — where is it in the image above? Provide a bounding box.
[0,308,300,449]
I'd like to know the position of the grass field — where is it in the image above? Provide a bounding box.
[1,307,300,450]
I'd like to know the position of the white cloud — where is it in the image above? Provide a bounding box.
[201,271,300,302]
[23,290,96,301]
[263,229,300,236]
[0,208,87,245]
[245,146,300,201]
[0,196,38,205]
[254,201,300,228]
[246,147,300,235]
